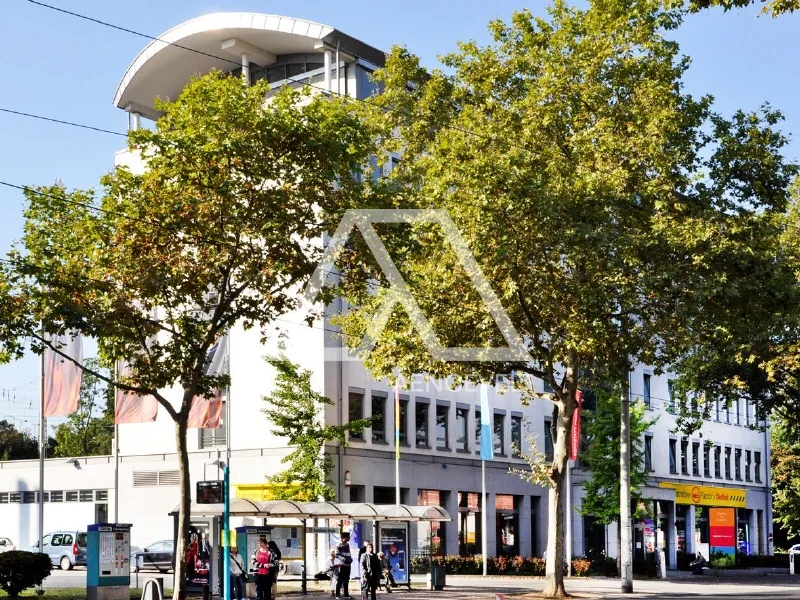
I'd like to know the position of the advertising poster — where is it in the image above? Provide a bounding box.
[709,507,736,567]
[350,522,362,578]
[380,525,408,585]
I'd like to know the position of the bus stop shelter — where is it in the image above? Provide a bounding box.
[169,500,451,594]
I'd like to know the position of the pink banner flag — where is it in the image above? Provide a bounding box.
[115,360,158,424]
[187,335,228,429]
[187,389,223,429]
[43,333,83,417]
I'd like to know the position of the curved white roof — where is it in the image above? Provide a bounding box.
[114,12,384,120]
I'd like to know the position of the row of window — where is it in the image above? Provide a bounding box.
[653,436,763,483]
[0,489,108,504]
[642,374,761,427]
[348,391,525,457]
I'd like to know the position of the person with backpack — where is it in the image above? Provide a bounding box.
[359,541,381,600]
[252,537,274,600]
[335,532,353,600]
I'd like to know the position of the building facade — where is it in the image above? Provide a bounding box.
[0,12,773,577]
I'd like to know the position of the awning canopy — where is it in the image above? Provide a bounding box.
[170,500,451,522]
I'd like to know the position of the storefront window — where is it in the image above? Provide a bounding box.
[495,494,518,556]
[419,490,445,556]
[458,492,481,556]
[676,505,688,553]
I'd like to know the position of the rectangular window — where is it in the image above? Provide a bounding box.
[736,399,741,426]
[0,493,7,504]
[644,435,653,472]
[715,399,721,422]
[349,391,364,441]
[734,448,742,480]
[745,450,752,482]
[714,446,722,478]
[399,399,408,445]
[416,402,429,447]
[494,413,505,455]
[50,491,63,503]
[755,451,762,483]
[703,445,711,478]
[456,407,469,451]
[544,419,554,462]
[692,442,700,476]
[725,447,732,479]
[669,439,677,474]
[726,403,731,424]
[66,490,79,502]
[680,439,689,475]
[22,492,36,504]
[436,404,449,450]
[371,394,386,443]
[667,380,675,411]
[511,416,523,458]
[79,490,94,502]
[746,401,751,427]
[643,374,651,407]
[8,493,20,503]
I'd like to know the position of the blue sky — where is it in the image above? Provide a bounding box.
[0,0,798,432]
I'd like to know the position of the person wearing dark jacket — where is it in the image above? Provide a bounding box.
[359,542,381,600]
[690,551,707,575]
[335,532,353,600]
[378,552,394,591]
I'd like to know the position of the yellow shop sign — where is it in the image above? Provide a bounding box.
[658,482,747,508]
[235,483,308,501]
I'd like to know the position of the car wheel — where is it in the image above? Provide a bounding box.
[60,556,72,571]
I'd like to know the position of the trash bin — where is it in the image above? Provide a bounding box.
[431,564,446,590]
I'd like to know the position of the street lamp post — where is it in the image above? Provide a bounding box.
[209,459,231,600]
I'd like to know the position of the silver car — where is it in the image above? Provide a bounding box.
[31,531,87,570]
[0,537,16,553]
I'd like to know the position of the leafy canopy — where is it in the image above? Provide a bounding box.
[262,353,371,501]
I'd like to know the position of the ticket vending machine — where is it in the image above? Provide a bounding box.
[87,523,132,600]
[234,525,271,577]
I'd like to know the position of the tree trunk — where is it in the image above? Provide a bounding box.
[542,397,575,598]
[172,416,191,600]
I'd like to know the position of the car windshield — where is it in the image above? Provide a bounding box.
[77,533,87,547]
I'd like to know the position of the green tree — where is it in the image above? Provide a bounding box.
[262,354,371,501]
[579,387,655,572]
[52,359,114,458]
[0,420,38,461]
[0,72,375,600]
[685,0,798,17]
[771,412,800,537]
[332,1,795,596]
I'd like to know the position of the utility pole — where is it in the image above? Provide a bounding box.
[620,379,633,593]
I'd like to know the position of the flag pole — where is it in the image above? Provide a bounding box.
[38,348,45,565]
[395,380,400,506]
[481,458,487,577]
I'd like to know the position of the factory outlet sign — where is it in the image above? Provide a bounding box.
[658,482,747,508]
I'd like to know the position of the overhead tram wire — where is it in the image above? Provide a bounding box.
[0,108,126,137]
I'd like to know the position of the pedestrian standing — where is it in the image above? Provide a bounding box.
[268,540,282,598]
[335,532,353,600]
[252,537,274,600]
[229,545,247,600]
[359,541,381,600]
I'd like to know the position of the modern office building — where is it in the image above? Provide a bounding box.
[0,12,772,580]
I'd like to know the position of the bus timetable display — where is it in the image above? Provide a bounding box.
[196,480,223,504]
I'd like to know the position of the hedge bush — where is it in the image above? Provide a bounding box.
[0,550,52,598]
[409,554,593,576]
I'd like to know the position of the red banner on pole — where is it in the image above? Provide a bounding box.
[570,390,583,461]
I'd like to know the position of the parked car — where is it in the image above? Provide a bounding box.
[30,531,87,570]
[789,544,800,555]
[133,540,174,573]
[0,537,16,553]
